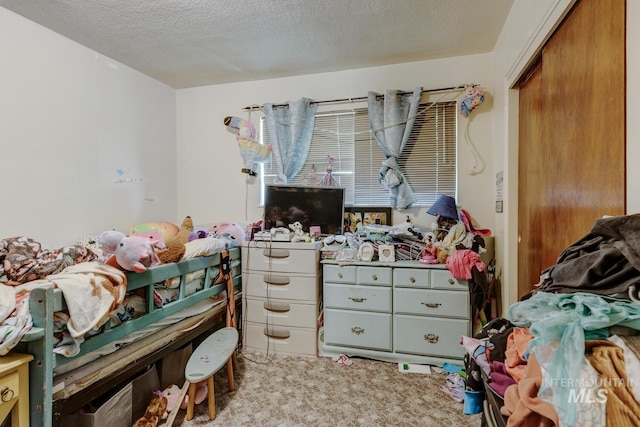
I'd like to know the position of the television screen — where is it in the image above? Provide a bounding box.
[263,185,345,236]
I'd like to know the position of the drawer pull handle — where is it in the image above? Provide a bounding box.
[348,297,367,303]
[424,333,439,343]
[263,249,290,259]
[1,387,14,402]
[372,275,378,281]
[410,277,415,283]
[264,327,291,339]
[264,302,290,312]
[351,326,365,335]
[421,302,442,308]
[263,275,290,285]
[338,273,343,278]
[448,279,455,285]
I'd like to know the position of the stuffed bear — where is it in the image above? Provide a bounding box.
[156,216,193,264]
[98,230,160,273]
[165,216,193,247]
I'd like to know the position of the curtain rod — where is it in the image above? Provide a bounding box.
[241,84,469,111]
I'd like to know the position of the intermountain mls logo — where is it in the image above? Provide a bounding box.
[544,377,636,404]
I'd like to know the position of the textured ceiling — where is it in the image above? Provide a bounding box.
[0,0,514,89]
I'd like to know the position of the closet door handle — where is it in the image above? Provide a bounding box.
[424,333,439,343]
[421,302,442,308]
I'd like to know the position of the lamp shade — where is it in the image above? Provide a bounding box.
[427,195,458,220]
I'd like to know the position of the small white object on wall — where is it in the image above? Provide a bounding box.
[378,244,395,262]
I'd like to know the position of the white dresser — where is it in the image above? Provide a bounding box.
[321,260,474,366]
[241,240,321,356]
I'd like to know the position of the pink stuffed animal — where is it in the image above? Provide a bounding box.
[99,230,160,273]
[208,222,246,248]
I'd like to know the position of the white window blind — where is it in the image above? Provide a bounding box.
[261,101,457,207]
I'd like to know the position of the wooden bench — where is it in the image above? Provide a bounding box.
[184,327,238,420]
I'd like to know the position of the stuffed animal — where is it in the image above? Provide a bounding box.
[131,230,166,250]
[188,230,208,242]
[289,221,310,243]
[160,385,182,419]
[208,222,246,248]
[130,221,180,243]
[224,116,272,176]
[180,381,208,409]
[133,395,167,427]
[156,216,193,264]
[99,230,160,273]
[165,216,193,247]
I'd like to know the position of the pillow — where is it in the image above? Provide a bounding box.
[181,237,227,260]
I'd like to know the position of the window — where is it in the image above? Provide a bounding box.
[260,101,457,207]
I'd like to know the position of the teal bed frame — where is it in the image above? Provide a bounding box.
[16,247,241,427]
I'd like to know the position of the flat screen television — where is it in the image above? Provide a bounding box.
[263,185,345,235]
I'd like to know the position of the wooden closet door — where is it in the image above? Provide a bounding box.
[517,0,625,298]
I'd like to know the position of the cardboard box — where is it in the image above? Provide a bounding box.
[131,364,160,422]
[158,342,192,389]
[61,382,132,427]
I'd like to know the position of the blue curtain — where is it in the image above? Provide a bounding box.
[368,87,422,209]
[263,97,318,184]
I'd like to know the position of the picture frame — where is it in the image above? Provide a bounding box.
[343,206,392,233]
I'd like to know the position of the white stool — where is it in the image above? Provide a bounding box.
[184,327,238,420]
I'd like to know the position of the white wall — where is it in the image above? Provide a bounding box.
[0,8,178,247]
[176,54,496,234]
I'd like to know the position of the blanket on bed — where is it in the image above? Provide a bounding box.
[0,236,97,286]
[0,261,126,356]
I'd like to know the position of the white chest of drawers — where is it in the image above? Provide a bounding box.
[321,260,472,366]
[242,241,321,356]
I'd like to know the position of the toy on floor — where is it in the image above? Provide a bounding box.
[132,394,167,427]
[180,381,208,409]
[224,115,272,176]
[98,230,160,272]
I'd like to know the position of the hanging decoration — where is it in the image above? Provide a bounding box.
[224,116,272,176]
[321,153,338,187]
[458,85,487,176]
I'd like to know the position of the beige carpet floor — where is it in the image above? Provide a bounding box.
[171,350,481,427]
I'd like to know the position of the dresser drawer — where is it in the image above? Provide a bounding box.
[244,297,318,328]
[394,288,469,318]
[431,269,468,290]
[243,245,319,274]
[394,268,430,288]
[0,371,19,408]
[357,266,392,286]
[323,264,357,283]
[394,315,469,358]
[324,308,392,351]
[243,272,319,301]
[324,283,392,312]
[244,322,317,356]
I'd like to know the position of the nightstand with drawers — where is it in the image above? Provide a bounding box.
[0,353,33,427]
[241,241,321,356]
